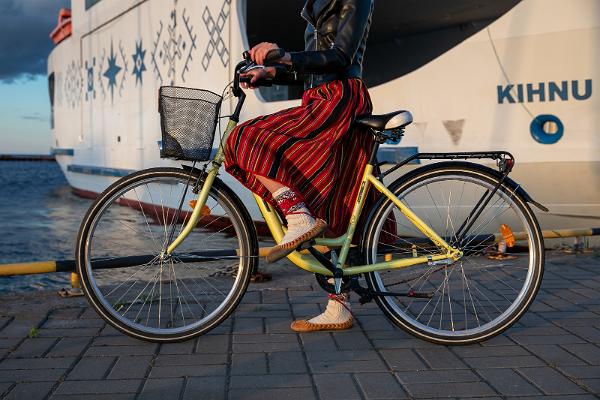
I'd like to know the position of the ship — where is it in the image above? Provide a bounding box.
[47,0,599,234]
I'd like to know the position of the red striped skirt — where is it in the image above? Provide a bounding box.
[224,78,376,236]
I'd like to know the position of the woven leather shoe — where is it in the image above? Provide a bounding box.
[265,219,327,263]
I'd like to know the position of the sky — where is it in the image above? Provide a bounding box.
[0,0,70,154]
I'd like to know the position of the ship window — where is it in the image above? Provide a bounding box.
[48,73,55,129]
[243,0,521,102]
[85,0,102,10]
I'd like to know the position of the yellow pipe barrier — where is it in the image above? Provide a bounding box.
[1,227,598,277]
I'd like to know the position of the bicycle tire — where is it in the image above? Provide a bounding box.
[76,167,258,342]
[362,162,544,345]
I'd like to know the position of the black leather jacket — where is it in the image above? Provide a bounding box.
[274,0,374,88]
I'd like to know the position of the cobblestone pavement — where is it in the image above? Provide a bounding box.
[0,251,598,399]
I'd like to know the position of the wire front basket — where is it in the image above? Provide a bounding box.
[158,86,222,161]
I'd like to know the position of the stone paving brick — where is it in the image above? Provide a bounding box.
[8,338,57,358]
[230,374,312,389]
[478,368,541,396]
[92,336,146,346]
[524,344,588,366]
[0,383,12,396]
[37,328,101,338]
[267,351,308,374]
[313,373,361,400]
[510,334,586,345]
[561,344,600,365]
[233,338,301,353]
[396,369,479,384]
[55,379,142,395]
[0,338,20,349]
[380,349,427,371]
[46,337,91,358]
[149,364,227,378]
[404,381,497,398]
[79,307,102,319]
[240,290,261,304]
[264,317,292,333]
[511,326,572,336]
[558,365,600,379]
[159,340,195,354]
[0,369,67,383]
[154,353,227,366]
[417,347,467,369]
[231,353,267,375]
[66,356,116,380]
[332,331,373,351]
[48,308,83,319]
[182,376,226,400]
[232,317,263,334]
[518,366,586,395]
[307,350,388,373]
[464,355,545,369]
[0,357,76,370]
[0,319,42,338]
[291,302,322,318]
[228,387,316,400]
[3,381,54,400]
[261,289,288,304]
[579,379,600,393]
[85,344,158,356]
[354,315,396,331]
[195,334,229,354]
[563,326,600,342]
[300,332,338,352]
[43,318,105,329]
[107,355,152,379]
[139,377,183,400]
[51,394,136,400]
[479,334,516,347]
[354,372,408,399]
[453,345,530,358]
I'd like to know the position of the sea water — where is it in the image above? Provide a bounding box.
[0,161,93,292]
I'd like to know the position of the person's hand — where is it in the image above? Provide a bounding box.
[240,67,275,89]
[250,42,279,65]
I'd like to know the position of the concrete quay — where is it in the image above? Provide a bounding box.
[0,250,598,399]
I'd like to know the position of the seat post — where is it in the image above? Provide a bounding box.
[368,134,380,165]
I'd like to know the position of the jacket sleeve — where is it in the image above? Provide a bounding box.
[271,65,305,86]
[288,0,373,74]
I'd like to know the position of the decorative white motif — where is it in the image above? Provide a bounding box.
[201,0,230,71]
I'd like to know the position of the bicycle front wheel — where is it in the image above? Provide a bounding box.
[363,162,544,344]
[76,167,257,342]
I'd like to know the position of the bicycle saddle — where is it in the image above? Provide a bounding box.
[356,110,413,131]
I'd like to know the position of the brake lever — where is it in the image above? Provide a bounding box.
[240,64,265,73]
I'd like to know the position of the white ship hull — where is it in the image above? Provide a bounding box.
[48,0,600,231]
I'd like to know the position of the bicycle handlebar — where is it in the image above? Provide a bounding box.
[233,50,283,96]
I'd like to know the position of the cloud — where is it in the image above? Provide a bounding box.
[0,0,70,83]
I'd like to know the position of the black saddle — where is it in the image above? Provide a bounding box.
[356,110,413,131]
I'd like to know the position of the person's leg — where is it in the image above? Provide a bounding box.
[255,175,326,263]
[291,281,353,332]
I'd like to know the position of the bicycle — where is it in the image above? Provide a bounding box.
[76,52,546,344]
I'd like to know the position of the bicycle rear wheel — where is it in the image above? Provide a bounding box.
[76,167,257,342]
[363,162,544,344]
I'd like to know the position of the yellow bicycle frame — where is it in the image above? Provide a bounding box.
[166,119,462,276]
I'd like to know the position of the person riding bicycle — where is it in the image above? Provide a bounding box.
[224,0,375,332]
